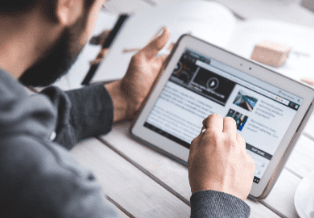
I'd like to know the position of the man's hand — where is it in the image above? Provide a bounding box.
[105,28,170,122]
[188,114,255,201]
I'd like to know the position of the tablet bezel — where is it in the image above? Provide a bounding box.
[131,34,314,198]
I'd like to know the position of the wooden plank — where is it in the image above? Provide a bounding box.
[303,114,314,141]
[285,135,314,178]
[100,121,279,217]
[101,123,191,198]
[70,138,191,218]
[281,113,314,179]
[261,169,301,218]
[104,196,130,218]
[250,112,314,216]
[258,114,314,217]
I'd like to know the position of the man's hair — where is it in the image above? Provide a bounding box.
[0,1,38,13]
[0,0,95,14]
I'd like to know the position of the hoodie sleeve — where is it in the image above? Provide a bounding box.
[40,84,114,149]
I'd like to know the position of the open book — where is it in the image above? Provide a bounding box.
[91,0,314,84]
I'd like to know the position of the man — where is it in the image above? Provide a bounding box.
[0,0,255,217]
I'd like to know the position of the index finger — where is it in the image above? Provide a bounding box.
[202,114,223,134]
[223,117,237,138]
[141,28,170,59]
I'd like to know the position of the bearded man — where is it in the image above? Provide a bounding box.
[0,0,255,217]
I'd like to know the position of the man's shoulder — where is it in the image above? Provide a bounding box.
[0,69,27,98]
[0,68,56,138]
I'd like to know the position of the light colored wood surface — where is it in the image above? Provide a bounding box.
[105,198,130,218]
[95,114,314,217]
[71,138,191,218]
[261,169,301,218]
[68,115,314,218]
[286,135,314,178]
[100,122,279,217]
[303,115,314,141]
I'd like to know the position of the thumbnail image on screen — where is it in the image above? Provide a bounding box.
[233,90,258,112]
[226,109,248,131]
[172,60,198,85]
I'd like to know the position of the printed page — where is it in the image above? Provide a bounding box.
[227,19,314,81]
[92,0,236,83]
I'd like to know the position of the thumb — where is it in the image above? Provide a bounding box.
[141,28,170,59]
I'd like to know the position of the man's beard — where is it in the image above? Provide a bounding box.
[19,15,87,87]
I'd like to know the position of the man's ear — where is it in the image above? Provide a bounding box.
[55,0,84,26]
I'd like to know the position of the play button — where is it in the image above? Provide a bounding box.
[206,78,219,90]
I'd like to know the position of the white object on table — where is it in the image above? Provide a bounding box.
[295,170,314,218]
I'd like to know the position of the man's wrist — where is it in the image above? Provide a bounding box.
[105,80,133,123]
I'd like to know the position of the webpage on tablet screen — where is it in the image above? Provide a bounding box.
[144,49,303,184]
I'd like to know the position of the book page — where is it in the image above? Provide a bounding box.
[227,19,314,81]
[92,1,236,83]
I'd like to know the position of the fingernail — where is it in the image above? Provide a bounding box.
[159,27,166,36]
[201,128,206,134]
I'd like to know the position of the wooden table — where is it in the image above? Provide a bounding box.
[65,1,314,217]
[69,115,314,218]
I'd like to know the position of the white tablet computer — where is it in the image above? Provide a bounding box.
[131,35,314,199]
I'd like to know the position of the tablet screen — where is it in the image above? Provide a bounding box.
[144,49,303,183]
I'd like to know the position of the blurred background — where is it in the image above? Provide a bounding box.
[302,0,314,11]
[52,0,314,91]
